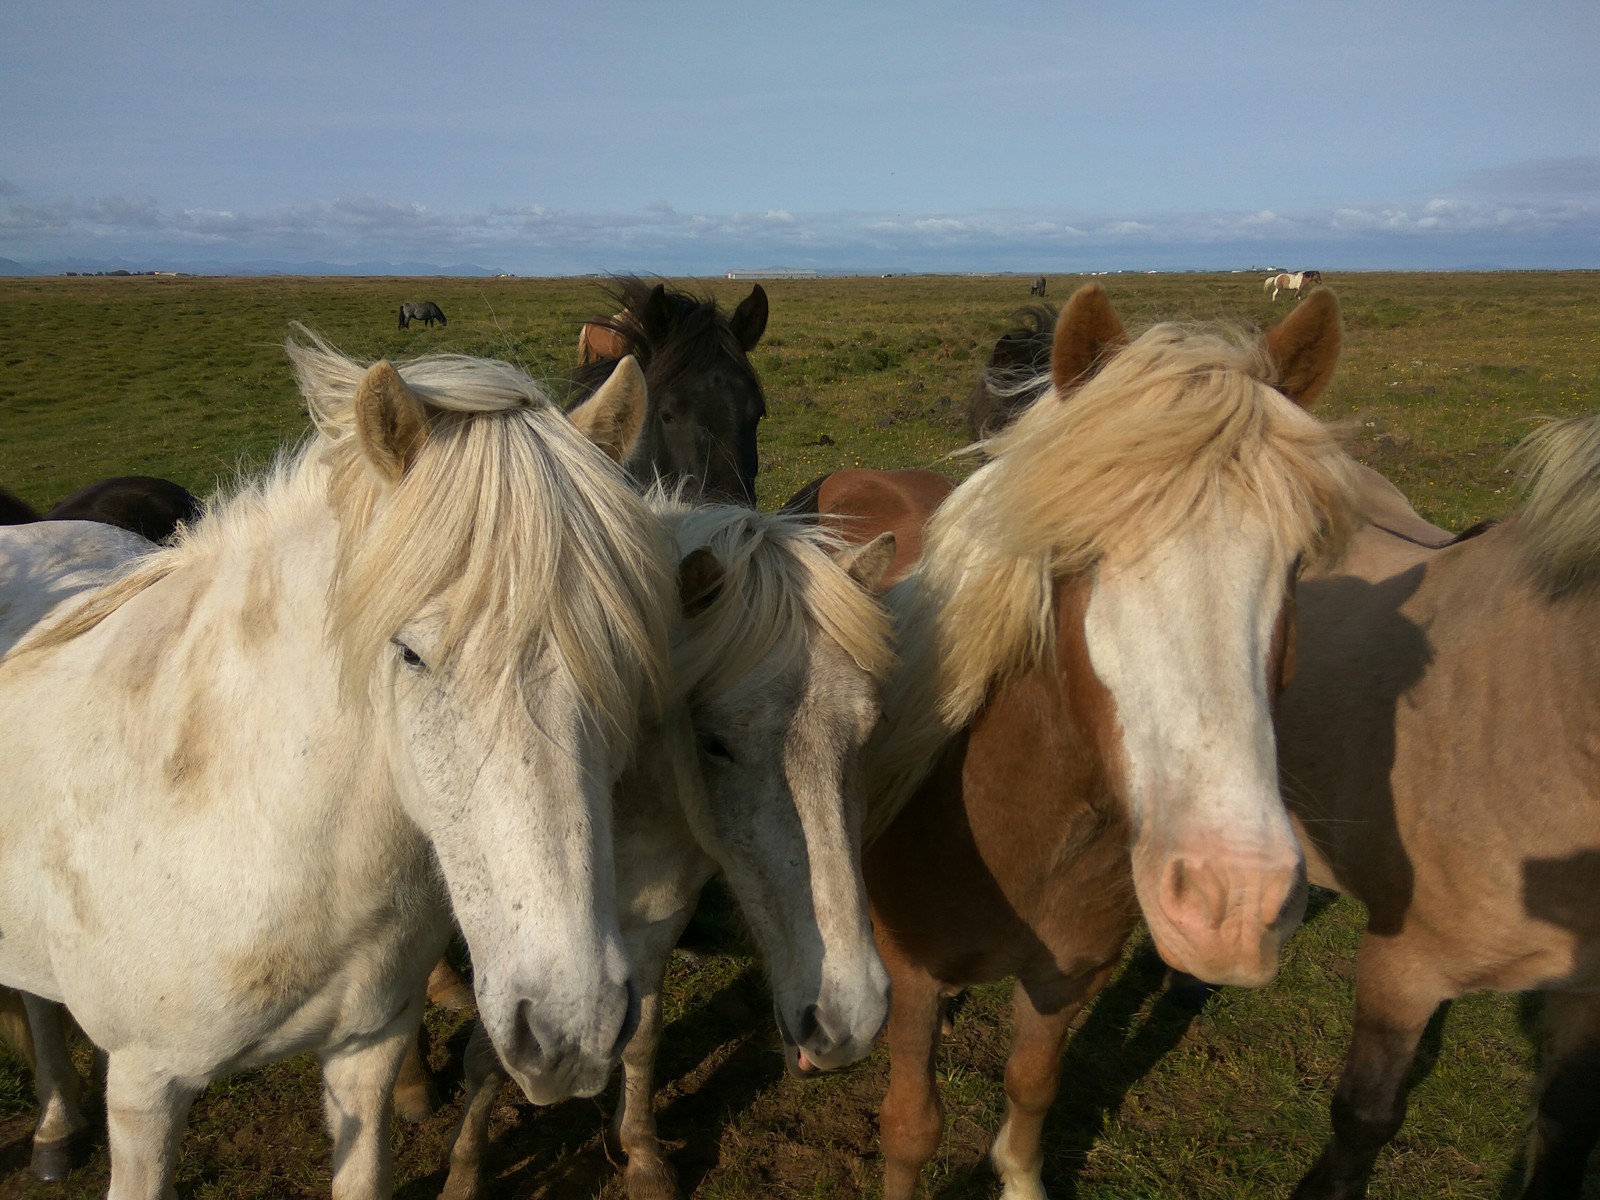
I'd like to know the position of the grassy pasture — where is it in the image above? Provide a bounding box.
[0,270,1598,1198]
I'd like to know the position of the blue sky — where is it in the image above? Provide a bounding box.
[2,0,1596,274]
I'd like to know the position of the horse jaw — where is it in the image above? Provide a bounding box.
[1082,508,1306,988]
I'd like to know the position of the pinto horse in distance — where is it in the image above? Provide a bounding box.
[1266,270,1322,300]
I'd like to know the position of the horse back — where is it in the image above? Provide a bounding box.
[1281,518,1600,978]
[781,468,954,593]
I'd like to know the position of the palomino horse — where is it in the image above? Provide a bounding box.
[1266,269,1322,301]
[434,361,898,1200]
[812,285,1361,1199]
[570,277,769,505]
[397,300,447,328]
[0,334,674,1197]
[1277,435,1600,1199]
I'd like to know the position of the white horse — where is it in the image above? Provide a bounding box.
[433,360,900,1200]
[0,336,674,1199]
[1265,269,1322,300]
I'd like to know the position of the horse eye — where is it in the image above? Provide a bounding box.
[659,409,676,425]
[393,639,426,670]
[698,733,734,764]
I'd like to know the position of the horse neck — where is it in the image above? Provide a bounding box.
[100,467,396,820]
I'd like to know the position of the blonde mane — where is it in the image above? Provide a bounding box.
[863,320,1362,842]
[25,333,673,743]
[649,491,894,703]
[1506,412,1600,596]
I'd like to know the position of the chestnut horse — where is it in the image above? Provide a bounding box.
[1276,430,1600,1199]
[803,285,1362,1199]
[570,277,769,505]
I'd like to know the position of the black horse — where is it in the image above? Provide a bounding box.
[570,277,769,505]
[0,476,200,542]
[398,301,448,330]
[965,303,1058,441]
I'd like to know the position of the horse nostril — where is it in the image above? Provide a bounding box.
[794,1003,820,1048]
[611,980,641,1059]
[509,999,546,1073]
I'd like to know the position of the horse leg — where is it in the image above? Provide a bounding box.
[102,1050,199,1200]
[612,912,694,1200]
[990,962,1120,1200]
[392,1020,438,1123]
[877,951,947,1200]
[319,1008,417,1200]
[427,957,475,1012]
[21,993,90,1181]
[1523,990,1600,1198]
[439,1021,509,1200]
[1292,938,1450,1200]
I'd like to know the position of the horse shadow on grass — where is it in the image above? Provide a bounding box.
[400,888,787,1199]
[929,889,1344,1200]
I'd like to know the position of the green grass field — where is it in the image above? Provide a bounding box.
[0,270,1598,1199]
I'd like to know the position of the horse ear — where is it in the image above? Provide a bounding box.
[639,284,675,341]
[1050,284,1127,399]
[354,361,429,483]
[568,355,648,463]
[1263,288,1342,409]
[836,531,897,594]
[730,284,769,352]
[678,546,725,617]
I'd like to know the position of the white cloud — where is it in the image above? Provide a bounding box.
[2,185,1597,273]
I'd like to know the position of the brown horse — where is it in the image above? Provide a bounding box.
[781,467,956,590]
[818,285,1361,1198]
[578,312,630,365]
[1277,429,1600,1199]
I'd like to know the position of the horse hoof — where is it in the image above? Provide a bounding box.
[624,1157,685,1200]
[31,1133,83,1182]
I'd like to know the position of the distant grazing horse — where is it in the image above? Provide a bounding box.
[805,286,1361,1199]
[1029,275,1047,297]
[570,277,769,505]
[0,333,674,1194]
[1266,270,1321,301]
[397,300,447,329]
[1275,435,1600,1199]
[438,372,898,1198]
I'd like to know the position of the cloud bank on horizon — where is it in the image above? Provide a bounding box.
[2,2,1596,274]
[3,170,1598,274]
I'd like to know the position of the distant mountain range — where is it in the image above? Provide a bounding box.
[0,255,501,277]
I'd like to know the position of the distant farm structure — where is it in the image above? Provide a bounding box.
[724,267,819,280]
